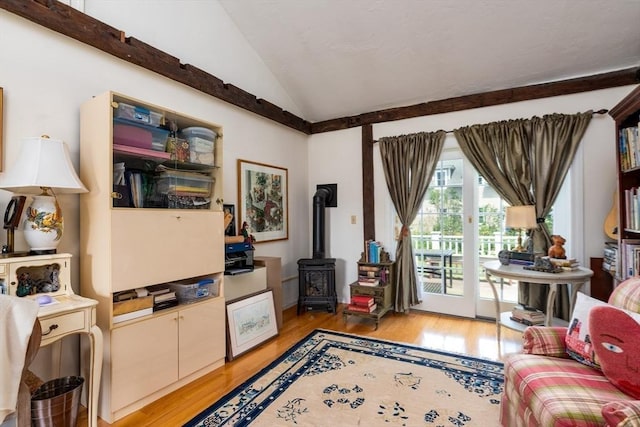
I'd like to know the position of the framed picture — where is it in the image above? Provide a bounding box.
[237,159,288,242]
[226,290,278,361]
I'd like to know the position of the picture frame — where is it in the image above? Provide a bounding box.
[237,159,288,242]
[226,289,278,361]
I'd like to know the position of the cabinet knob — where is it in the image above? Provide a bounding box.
[111,192,123,200]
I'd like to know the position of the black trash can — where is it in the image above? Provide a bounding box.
[31,376,84,427]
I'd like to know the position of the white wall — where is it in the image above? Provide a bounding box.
[0,8,308,377]
[309,86,636,301]
[2,2,636,381]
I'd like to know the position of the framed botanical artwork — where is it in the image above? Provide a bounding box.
[237,159,288,242]
[226,289,278,361]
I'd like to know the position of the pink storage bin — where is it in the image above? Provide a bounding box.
[114,123,152,149]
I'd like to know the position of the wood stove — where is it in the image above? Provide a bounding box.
[297,258,336,313]
[297,185,338,314]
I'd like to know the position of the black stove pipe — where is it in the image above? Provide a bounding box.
[312,187,331,259]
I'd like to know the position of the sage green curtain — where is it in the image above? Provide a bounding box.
[379,131,446,313]
[454,112,592,319]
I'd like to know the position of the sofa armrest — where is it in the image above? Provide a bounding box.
[602,400,640,427]
[522,326,570,358]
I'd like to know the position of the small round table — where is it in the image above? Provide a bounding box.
[483,260,593,342]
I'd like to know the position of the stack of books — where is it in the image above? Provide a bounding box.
[147,285,179,311]
[357,277,379,286]
[113,291,154,324]
[547,257,579,271]
[510,304,545,326]
[347,295,377,313]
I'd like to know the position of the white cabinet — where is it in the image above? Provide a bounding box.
[111,210,223,291]
[110,298,225,411]
[79,91,226,423]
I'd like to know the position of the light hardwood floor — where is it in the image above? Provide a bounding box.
[86,305,523,427]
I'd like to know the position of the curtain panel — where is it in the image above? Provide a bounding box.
[379,131,446,313]
[454,111,592,318]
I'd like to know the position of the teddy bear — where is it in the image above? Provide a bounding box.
[548,234,566,259]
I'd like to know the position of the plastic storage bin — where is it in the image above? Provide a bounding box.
[155,170,213,196]
[181,127,216,165]
[113,119,169,151]
[169,278,218,303]
[115,102,163,127]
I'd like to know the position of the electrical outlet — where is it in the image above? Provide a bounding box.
[351,215,357,224]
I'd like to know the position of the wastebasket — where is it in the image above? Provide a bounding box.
[31,376,84,427]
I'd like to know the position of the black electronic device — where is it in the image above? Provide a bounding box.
[224,242,254,275]
[2,196,27,254]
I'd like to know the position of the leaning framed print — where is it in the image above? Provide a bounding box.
[237,159,288,242]
[226,289,278,361]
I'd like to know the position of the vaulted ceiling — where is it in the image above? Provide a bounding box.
[219,0,640,122]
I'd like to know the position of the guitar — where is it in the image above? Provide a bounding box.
[604,191,618,240]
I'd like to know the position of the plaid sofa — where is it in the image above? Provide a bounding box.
[501,277,640,427]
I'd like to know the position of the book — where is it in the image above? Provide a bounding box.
[113,307,153,324]
[154,291,177,303]
[146,285,172,296]
[509,316,544,326]
[350,295,374,306]
[511,311,545,322]
[347,303,377,313]
[113,295,154,315]
[358,278,379,286]
[511,305,545,322]
[153,299,179,312]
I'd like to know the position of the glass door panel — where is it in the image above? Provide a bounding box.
[411,151,475,317]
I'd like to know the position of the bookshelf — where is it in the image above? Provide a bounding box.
[610,85,640,284]
[79,91,226,423]
[344,260,395,329]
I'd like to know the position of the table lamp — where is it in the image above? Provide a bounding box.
[0,136,87,254]
[505,205,537,252]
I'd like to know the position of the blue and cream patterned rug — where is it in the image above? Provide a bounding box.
[185,329,504,426]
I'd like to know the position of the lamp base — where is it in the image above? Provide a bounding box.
[23,194,64,253]
[29,249,57,256]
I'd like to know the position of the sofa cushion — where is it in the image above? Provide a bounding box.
[565,292,607,369]
[590,305,640,399]
[608,276,640,313]
[601,400,640,426]
[504,353,630,426]
[523,325,570,357]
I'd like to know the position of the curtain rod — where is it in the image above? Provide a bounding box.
[374,109,609,141]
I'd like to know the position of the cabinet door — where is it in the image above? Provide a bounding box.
[111,313,178,410]
[111,210,224,292]
[178,298,225,378]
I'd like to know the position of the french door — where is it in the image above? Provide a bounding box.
[410,148,518,318]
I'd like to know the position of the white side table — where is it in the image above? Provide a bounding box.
[483,260,593,342]
[36,294,102,427]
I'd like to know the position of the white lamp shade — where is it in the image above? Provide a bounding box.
[0,136,87,194]
[505,205,537,229]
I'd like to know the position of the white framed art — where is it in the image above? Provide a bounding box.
[226,289,278,360]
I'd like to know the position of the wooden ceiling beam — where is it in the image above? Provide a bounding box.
[2,1,639,136]
[311,67,640,134]
[0,0,313,134]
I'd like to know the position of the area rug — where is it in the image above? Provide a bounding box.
[185,329,504,426]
